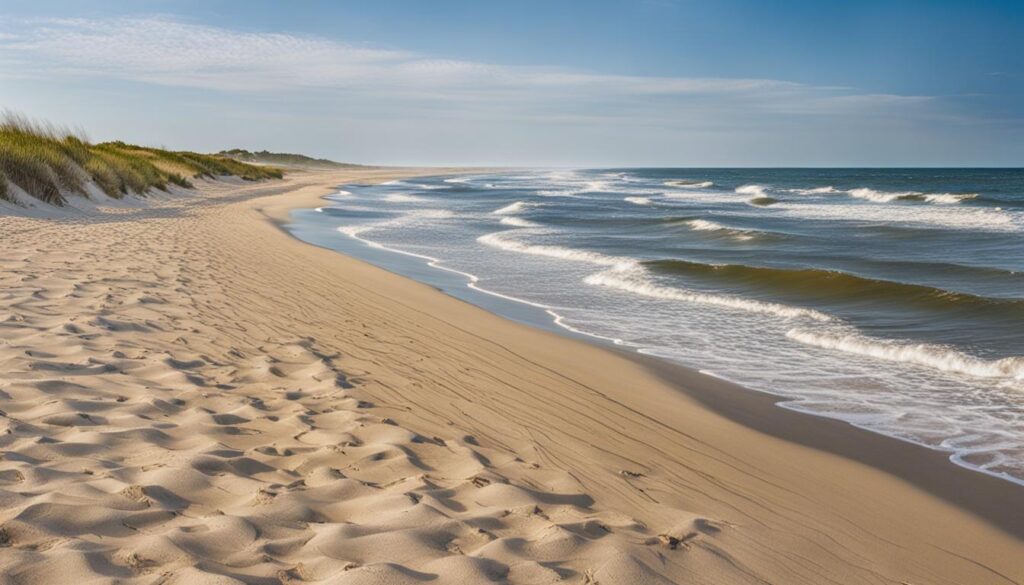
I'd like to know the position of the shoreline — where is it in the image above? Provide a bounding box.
[286,173,1024,514]
[627,349,1024,538]
[276,173,1024,535]
[2,169,1021,584]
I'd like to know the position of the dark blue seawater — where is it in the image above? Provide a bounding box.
[288,169,1024,483]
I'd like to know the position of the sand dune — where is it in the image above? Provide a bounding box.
[0,170,1021,584]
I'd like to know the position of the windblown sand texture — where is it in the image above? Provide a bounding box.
[0,170,1020,584]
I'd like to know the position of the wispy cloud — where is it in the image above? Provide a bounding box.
[0,17,412,91]
[2,15,984,166]
[0,15,927,114]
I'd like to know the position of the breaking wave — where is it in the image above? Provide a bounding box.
[500,216,542,228]
[787,328,1024,381]
[736,184,779,206]
[848,188,977,204]
[477,231,626,266]
[493,201,534,215]
[643,259,1024,317]
[684,219,759,241]
[585,265,833,322]
[665,180,714,189]
[383,193,426,203]
[537,180,610,197]
[788,186,840,195]
[478,231,830,321]
[736,184,769,197]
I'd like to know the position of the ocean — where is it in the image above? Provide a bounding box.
[287,168,1024,484]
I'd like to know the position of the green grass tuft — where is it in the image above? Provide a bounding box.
[0,112,283,206]
[219,148,364,169]
[0,147,66,205]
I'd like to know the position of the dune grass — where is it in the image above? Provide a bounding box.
[219,148,365,169]
[0,113,283,206]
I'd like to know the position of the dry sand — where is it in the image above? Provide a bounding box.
[0,169,1021,584]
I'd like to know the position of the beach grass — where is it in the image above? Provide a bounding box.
[0,113,282,205]
[219,148,365,169]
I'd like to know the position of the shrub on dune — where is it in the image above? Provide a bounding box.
[0,146,67,205]
[0,116,76,204]
[91,145,169,194]
[174,151,283,181]
[167,173,193,188]
[0,112,283,206]
[34,143,88,194]
[83,155,127,198]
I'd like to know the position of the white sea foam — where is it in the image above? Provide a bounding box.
[734,184,778,206]
[333,201,639,350]
[735,184,769,197]
[384,193,426,203]
[845,188,977,204]
[546,309,627,345]
[477,231,627,266]
[493,201,533,215]
[337,209,452,239]
[788,186,839,195]
[444,177,470,183]
[337,224,374,237]
[381,180,444,190]
[661,191,715,201]
[686,219,728,231]
[585,265,833,322]
[665,180,714,189]
[847,188,917,203]
[775,201,1020,232]
[478,229,828,321]
[787,328,1024,381]
[685,219,756,240]
[922,192,978,204]
[624,196,652,205]
[338,214,558,315]
[323,205,380,212]
[537,180,609,197]
[500,216,541,228]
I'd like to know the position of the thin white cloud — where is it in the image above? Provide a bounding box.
[0,15,924,113]
[0,17,412,91]
[3,14,979,167]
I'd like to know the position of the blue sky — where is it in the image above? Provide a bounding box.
[0,0,1021,166]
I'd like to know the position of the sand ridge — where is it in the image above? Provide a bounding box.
[0,170,1021,584]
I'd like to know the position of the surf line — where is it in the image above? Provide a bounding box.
[336,219,627,346]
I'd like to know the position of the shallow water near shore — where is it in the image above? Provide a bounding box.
[288,168,1024,484]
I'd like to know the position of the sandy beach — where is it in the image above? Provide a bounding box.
[1,169,1021,584]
